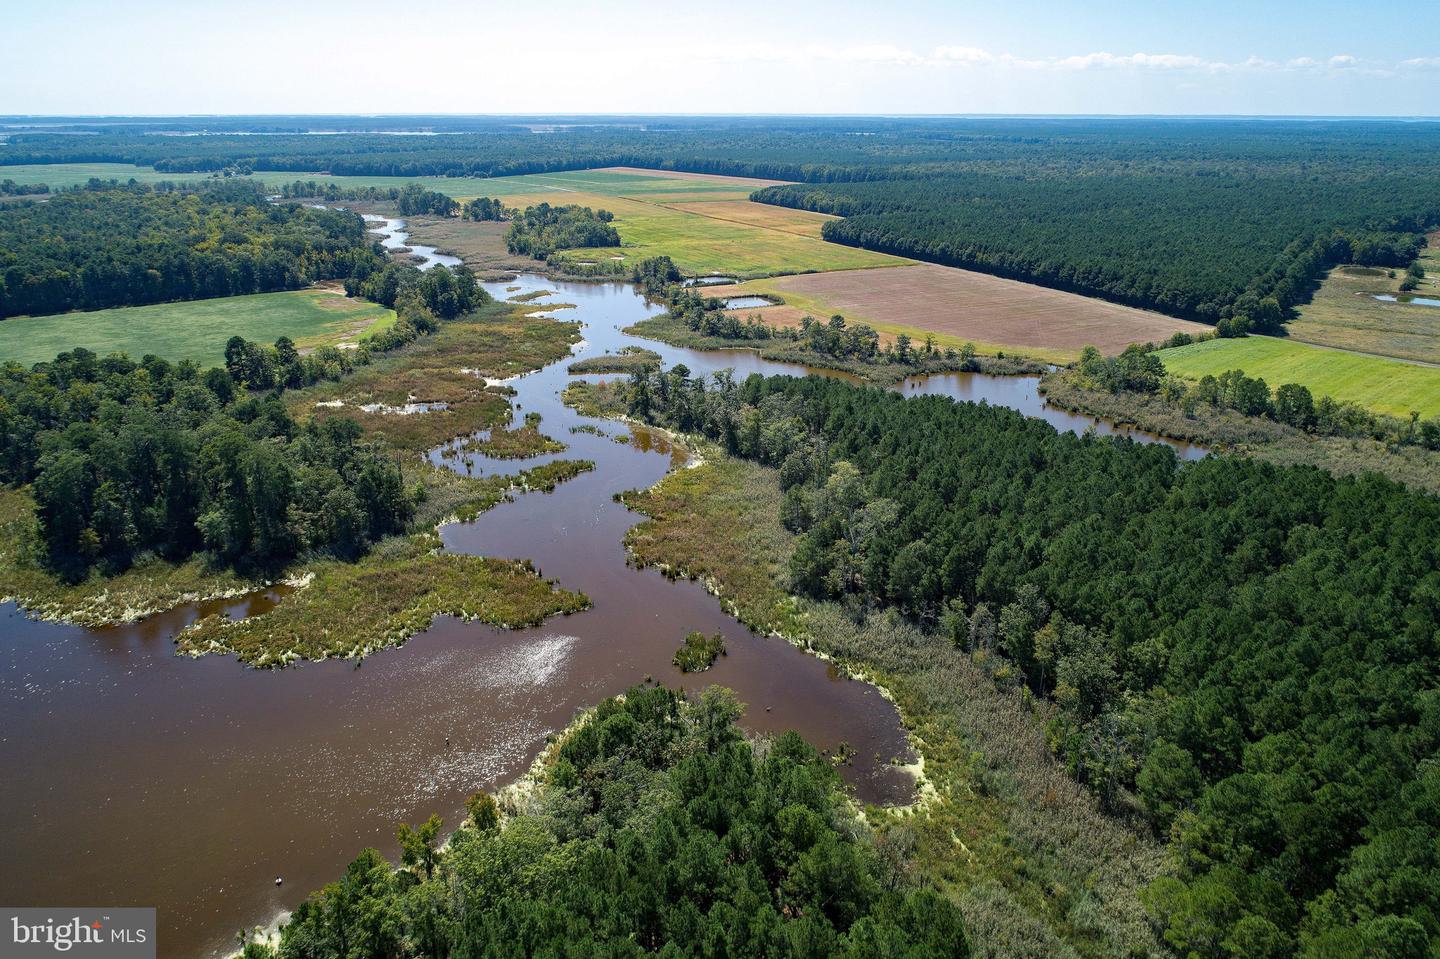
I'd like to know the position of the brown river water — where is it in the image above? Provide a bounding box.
[0,270,1203,959]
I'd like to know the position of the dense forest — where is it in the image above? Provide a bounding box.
[276,179,506,221]
[754,178,1434,329]
[344,261,487,322]
[7,119,1437,325]
[505,203,619,259]
[0,181,383,318]
[609,366,1440,958]
[6,120,1437,325]
[252,685,968,959]
[4,347,409,579]
[394,184,459,217]
[462,196,506,221]
[0,261,487,578]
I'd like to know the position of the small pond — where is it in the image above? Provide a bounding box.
[718,295,774,310]
[1373,293,1440,308]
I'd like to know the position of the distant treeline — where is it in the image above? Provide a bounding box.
[613,367,1440,957]
[7,120,1437,327]
[9,118,1439,184]
[0,180,384,318]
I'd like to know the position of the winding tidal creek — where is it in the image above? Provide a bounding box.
[0,268,1203,959]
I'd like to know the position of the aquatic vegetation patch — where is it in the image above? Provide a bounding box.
[566,346,661,375]
[560,379,629,419]
[176,532,590,667]
[671,630,725,672]
[447,412,566,460]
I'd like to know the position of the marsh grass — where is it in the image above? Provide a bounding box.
[291,301,580,454]
[170,459,596,664]
[406,459,595,529]
[1287,235,1440,364]
[450,413,566,460]
[619,453,804,638]
[618,451,1167,959]
[561,380,629,419]
[175,532,590,666]
[567,347,662,375]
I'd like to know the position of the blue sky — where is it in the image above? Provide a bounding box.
[3,0,1438,116]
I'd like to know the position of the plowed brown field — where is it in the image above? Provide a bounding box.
[736,264,1210,359]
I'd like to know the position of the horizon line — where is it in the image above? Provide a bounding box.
[3,112,1440,122]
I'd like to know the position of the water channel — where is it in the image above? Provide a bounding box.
[0,251,1205,959]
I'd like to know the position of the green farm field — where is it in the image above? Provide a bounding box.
[1286,232,1440,364]
[0,287,395,367]
[349,166,908,276]
[0,163,774,197]
[2,164,908,277]
[1157,335,1440,418]
[522,190,907,277]
[358,167,906,277]
[0,162,235,188]
[268,166,788,200]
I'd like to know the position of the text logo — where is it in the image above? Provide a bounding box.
[2,910,154,959]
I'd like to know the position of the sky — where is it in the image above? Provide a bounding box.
[3,0,1438,117]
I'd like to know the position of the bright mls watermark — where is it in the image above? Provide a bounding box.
[2,910,154,959]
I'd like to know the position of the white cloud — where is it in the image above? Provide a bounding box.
[932,46,998,65]
[687,44,1407,77]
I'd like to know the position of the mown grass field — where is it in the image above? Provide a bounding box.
[1287,233,1440,364]
[0,288,395,367]
[290,165,903,276]
[664,199,835,238]
[461,167,908,277]
[1157,335,1440,418]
